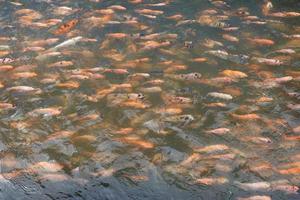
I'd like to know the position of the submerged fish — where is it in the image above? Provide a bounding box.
[0,103,15,110]
[237,196,271,200]
[231,113,261,120]
[48,61,73,68]
[48,36,83,51]
[251,57,283,66]
[205,128,230,135]
[1,0,300,197]
[0,58,14,64]
[220,70,248,79]
[207,92,233,100]
[195,177,228,185]
[0,45,10,50]
[206,50,249,64]
[248,38,275,46]
[162,114,194,126]
[107,93,145,101]
[234,181,271,192]
[194,144,230,154]
[206,50,229,59]
[7,86,41,94]
[35,51,61,61]
[287,104,300,111]
[163,95,193,105]
[117,136,154,149]
[53,19,78,35]
[28,107,62,117]
[165,73,202,82]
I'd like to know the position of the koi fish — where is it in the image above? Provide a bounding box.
[48,36,83,51]
[0,58,14,64]
[35,52,61,61]
[220,70,247,79]
[251,57,283,66]
[205,128,230,135]
[0,103,15,110]
[222,34,239,42]
[107,93,145,102]
[237,196,271,200]
[11,72,37,79]
[248,38,275,46]
[287,104,300,111]
[230,113,261,120]
[207,92,233,100]
[139,86,162,93]
[195,177,228,185]
[48,61,73,68]
[28,107,62,117]
[7,86,42,94]
[194,144,229,154]
[56,81,80,89]
[135,9,164,15]
[234,181,271,192]
[53,19,78,35]
[162,114,194,126]
[165,73,202,82]
[117,136,154,149]
[206,50,249,64]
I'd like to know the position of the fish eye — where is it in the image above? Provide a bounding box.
[185,116,189,120]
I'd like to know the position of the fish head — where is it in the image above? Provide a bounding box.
[192,73,202,79]
[265,0,273,9]
[179,115,194,127]
[236,8,249,16]
[238,55,250,64]
[137,93,145,100]
[179,115,194,122]
[215,21,229,28]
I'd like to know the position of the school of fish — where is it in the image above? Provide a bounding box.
[0,0,299,199]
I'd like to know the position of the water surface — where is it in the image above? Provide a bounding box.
[0,0,300,199]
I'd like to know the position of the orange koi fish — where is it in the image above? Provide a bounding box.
[53,19,78,35]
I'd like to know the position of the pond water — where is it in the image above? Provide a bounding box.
[0,0,300,199]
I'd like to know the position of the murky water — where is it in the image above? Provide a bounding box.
[0,0,300,199]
